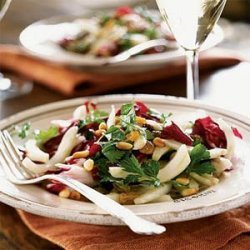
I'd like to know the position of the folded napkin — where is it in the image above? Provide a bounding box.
[0,45,242,96]
[18,205,250,250]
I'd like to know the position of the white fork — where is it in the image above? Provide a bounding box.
[0,130,166,235]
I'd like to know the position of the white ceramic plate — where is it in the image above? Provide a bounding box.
[74,0,145,9]
[19,13,224,73]
[0,94,249,225]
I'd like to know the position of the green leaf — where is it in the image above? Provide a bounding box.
[102,142,126,163]
[142,160,160,178]
[190,144,210,163]
[124,175,139,185]
[189,162,215,175]
[105,125,125,141]
[120,102,136,131]
[121,155,144,176]
[145,130,154,140]
[121,102,134,115]
[185,144,215,175]
[144,28,157,39]
[15,122,31,139]
[35,126,58,144]
[120,155,161,187]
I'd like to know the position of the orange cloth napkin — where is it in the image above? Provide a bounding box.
[0,45,242,96]
[18,205,250,250]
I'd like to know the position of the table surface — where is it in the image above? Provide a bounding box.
[0,1,250,249]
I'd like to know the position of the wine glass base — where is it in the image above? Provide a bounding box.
[0,73,33,101]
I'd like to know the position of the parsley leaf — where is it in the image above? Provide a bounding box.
[105,125,125,141]
[192,162,215,174]
[121,155,144,175]
[102,142,126,163]
[120,102,136,130]
[15,122,31,139]
[142,160,160,178]
[145,130,154,140]
[124,175,139,185]
[185,144,215,174]
[35,126,59,145]
[95,157,122,185]
[121,155,160,186]
[79,110,108,128]
[121,102,134,115]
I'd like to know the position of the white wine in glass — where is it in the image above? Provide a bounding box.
[156,0,227,99]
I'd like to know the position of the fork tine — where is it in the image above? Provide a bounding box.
[0,131,32,179]
[3,130,35,178]
[3,130,23,161]
[0,146,21,182]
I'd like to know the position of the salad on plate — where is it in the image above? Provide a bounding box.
[15,101,243,205]
[59,6,176,57]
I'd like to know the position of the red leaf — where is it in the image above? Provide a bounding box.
[46,183,66,194]
[84,101,96,113]
[115,6,134,17]
[135,101,149,116]
[232,127,243,139]
[161,122,193,146]
[89,144,101,157]
[192,116,227,148]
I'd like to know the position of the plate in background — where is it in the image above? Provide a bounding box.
[19,13,224,73]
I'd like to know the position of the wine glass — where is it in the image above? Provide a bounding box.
[0,0,32,101]
[156,0,227,99]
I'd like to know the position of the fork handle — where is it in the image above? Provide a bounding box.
[43,175,165,235]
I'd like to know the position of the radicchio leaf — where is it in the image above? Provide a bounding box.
[161,122,193,146]
[232,127,243,139]
[192,116,227,149]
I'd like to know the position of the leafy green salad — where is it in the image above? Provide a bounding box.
[16,101,243,205]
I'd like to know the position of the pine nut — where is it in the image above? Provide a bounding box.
[135,116,146,126]
[99,122,107,130]
[94,129,106,136]
[126,131,140,142]
[59,189,70,198]
[119,192,138,205]
[176,177,190,185]
[83,159,94,171]
[69,190,81,200]
[153,137,166,147]
[181,188,198,197]
[116,142,133,150]
[139,141,155,155]
[72,150,89,159]
[115,117,121,125]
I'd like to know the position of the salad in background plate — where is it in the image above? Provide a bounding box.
[59,6,176,57]
[15,101,243,205]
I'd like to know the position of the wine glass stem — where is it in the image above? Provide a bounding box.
[185,49,199,100]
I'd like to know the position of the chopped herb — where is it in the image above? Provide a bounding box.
[121,102,134,115]
[142,160,160,178]
[102,142,126,163]
[185,144,215,174]
[145,130,154,140]
[160,113,173,125]
[100,15,111,25]
[120,155,160,186]
[105,125,125,141]
[121,154,144,175]
[120,102,136,131]
[79,110,109,128]
[144,28,157,39]
[15,122,31,139]
[124,174,139,185]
